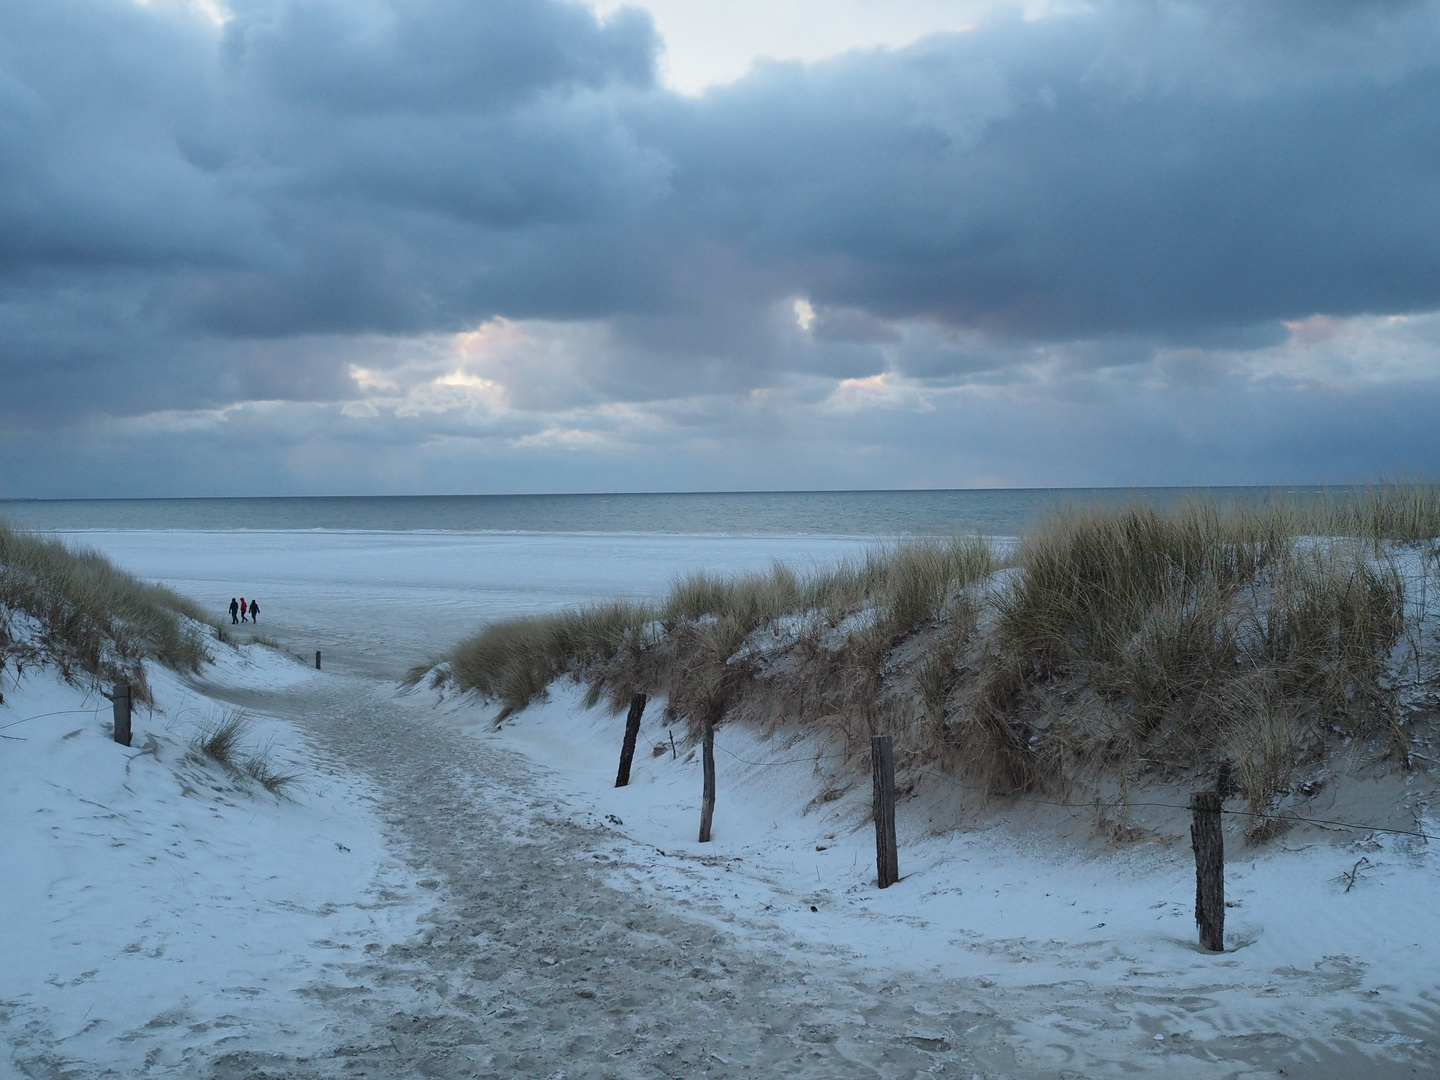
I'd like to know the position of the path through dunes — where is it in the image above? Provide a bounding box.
[200,673,1439,1080]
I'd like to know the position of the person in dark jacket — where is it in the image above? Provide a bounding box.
[249,599,259,623]
[229,597,239,624]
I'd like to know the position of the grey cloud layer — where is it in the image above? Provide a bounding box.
[2,0,1439,491]
[674,5,1440,338]
[8,2,1440,321]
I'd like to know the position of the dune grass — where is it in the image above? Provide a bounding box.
[980,501,1411,810]
[413,536,997,718]
[416,485,1439,829]
[191,707,302,798]
[194,709,249,766]
[414,601,654,720]
[0,520,213,698]
[1300,482,1440,545]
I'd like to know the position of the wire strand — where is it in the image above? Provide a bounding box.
[704,736,1439,845]
[0,707,104,732]
[712,742,849,768]
[911,768,1440,843]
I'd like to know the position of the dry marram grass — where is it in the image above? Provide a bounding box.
[417,487,1440,833]
[0,519,214,701]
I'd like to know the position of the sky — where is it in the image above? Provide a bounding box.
[2,0,1440,497]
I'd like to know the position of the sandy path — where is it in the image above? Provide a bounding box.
[204,675,1438,1080]
[207,676,1023,1079]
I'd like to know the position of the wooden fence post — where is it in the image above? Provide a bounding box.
[614,692,648,788]
[315,650,322,670]
[111,683,132,747]
[698,706,717,842]
[871,735,899,888]
[1190,790,1224,952]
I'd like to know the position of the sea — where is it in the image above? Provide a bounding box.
[0,487,1343,537]
[0,487,1350,679]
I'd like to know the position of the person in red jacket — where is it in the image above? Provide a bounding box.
[239,597,248,623]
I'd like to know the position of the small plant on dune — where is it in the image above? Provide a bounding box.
[191,708,301,798]
[875,537,994,641]
[194,709,249,769]
[1215,676,1301,839]
[240,748,303,798]
[663,613,756,736]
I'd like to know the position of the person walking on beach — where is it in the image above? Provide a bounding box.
[240,597,248,623]
[229,597,239,624]
[248,599,259,623]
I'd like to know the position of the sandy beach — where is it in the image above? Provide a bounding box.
[9,0,1440,1068]
[3,528,1437,1077]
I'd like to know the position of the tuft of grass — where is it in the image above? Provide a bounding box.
[993,500,1290,675]
[662,561,804,630]
[195,709,249,769]
[656,537,992,641]
[241,750,303,798]
[191,708,302,798]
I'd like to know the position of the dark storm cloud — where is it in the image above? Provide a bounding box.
[224,0,656,112]
[660,4,1440,344]
[0,0,669,417]
[3,0,1440,466]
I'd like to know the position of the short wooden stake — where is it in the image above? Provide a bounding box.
[111,683,132,747]
[871,735,899,888]
[315,650,322,670]
[698,708,717,842]
[1190,790,1225,952]
[614,692,648,788]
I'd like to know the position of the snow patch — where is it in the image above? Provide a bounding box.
[442,682,1440,1058]
[0,644,422,1073]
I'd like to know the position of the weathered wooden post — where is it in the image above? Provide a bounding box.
[614,692,648,788]
[698,706,717,842]
[315,650,322,670]
[1190,790,1224,952]
[871,735,900,888]
[110,683,132,747]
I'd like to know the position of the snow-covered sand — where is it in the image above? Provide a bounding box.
[6,527,1439,1076]
[0,646,424,1074]
[455,683,1440,1069]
